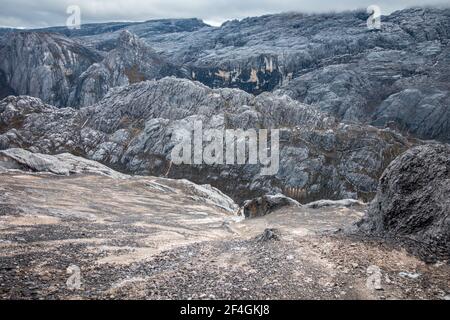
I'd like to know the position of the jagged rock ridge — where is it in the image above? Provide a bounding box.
[70,30,186,107]
[0,32,103,106]
[1,8,449,142]
[0,77,413,203]
[0,30,185,107]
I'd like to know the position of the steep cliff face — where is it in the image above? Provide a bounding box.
[0,30,185,108]
[277,37,450,141]
[69,30,186,107]
[0,32,103,107]
[0,78,412,203]
[41,18,209,39]
[70,9,449,97]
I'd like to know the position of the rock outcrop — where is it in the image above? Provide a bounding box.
[278,42,450,142]
[0,30,184,108]
[0,32,103,107]
[240,195,300,219]
[2,148,446,300]
[0,148,127,178]
[357,144,450,262]
[0,78,412,203]
[1,9,449,142]
[70,30,185,107]
[0,147,238,213]
[72,8,450,143]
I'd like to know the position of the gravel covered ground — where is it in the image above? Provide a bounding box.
[0,171,449,300]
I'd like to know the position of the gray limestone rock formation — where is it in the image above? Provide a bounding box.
[69,30,185,107]
[305,199,365,209]
[1,9,449,142]
[0,77,412,203]
[0,32,103,107]
[357,144,450,262]
[0,30,184,108]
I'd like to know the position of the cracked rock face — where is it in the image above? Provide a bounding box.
[1,8,449,142]
[76,8,449,142]
[70,30,185,107]
[0,78,412,203]
[0,32,103,107]
[0,31,184,108]
[277,41,450,142]
[357,144,450,263]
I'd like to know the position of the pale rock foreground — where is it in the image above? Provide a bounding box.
[0,149,448,300]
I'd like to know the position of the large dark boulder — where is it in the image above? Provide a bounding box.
[357,144,450,262]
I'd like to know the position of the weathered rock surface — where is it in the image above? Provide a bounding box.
[0,69,15,99]
[1,9,449,142]
[357,144,450,262]
[278,41,450,142]
[74,8,450,142]
[0,147,238,213]
[0,148,127,178]
[305,199,365,209]
[1,160,448,300]
[0,30,184,108]
[39,18,209,42]
[256,228,280,241]
[70,30,185,107]
[0,8,449,300]
[0,32,103,107]
[240,195,300,219]
[0,78,412,203]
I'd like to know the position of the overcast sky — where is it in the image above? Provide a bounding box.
[0,0,448,28]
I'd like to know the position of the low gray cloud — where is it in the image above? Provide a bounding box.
[0,0,448,28]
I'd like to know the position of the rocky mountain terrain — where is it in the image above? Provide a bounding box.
[0,78,414,203]
[0,7,449,300]
[0,8,449,141]
[126,8,450,142]
[70,30,186,107]
[0,32,103,107]
[0,148,448,300]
